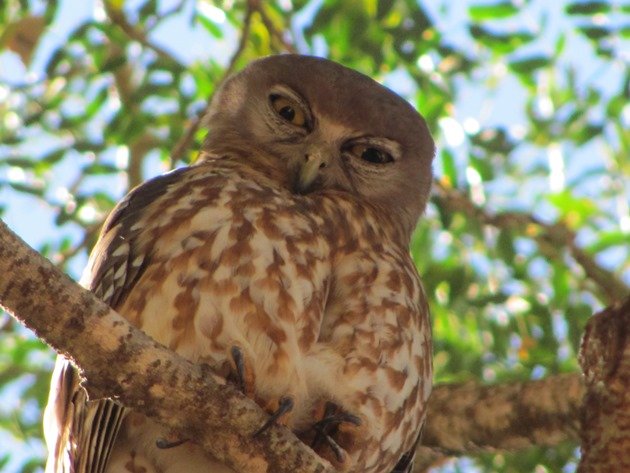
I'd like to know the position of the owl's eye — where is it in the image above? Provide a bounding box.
[270,94,307,127]
[349,144,394,164]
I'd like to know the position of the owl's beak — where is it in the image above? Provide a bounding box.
[296,152,329,193]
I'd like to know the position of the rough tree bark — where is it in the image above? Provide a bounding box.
[0,219,589,471]
[423,374,583,450]
[579,296,630,472]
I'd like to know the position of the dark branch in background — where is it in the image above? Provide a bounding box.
[169,2,255,165]
[0,219,334,473]
[434,181,629,305]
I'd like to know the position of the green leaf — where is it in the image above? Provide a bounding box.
[497,229,516,263]
[555,33,567,55]
[83,163,119,175]
[2,157,35,168]
[470,154,495,181]
[551,261,570,306]
[578,25,611,40]
[440,149,458,185]
[432,194,454,229]
[469,1,519,20]
[566,1,612,15]
[8,182,44,196]
[376,0,395,20]
[469,24,535,54]
[470,127,516,154]
[586,230,630,253]
[547,191,597,227]
[509,55,550,75]
[101,55,126,73]
[195,12,224,39]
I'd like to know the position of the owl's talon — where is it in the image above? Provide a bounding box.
[309,401,360,459]
[230,345,247,393]
[253,396,294,437]
[321,433,345,463]
[156,437,188,449]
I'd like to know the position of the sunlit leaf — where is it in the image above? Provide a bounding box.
[469,1,519,20]
[195,12,224,39]
[547,191,597,227]
[440,149,458,186]
[587,230,630,253]
[469,24,535,54]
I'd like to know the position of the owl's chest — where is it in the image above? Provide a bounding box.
[119,177,334,357]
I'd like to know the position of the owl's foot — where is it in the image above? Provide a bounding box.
[305,401,361,462]
[253,395,294,436]
[227,347,294,435]
[228,346,256,397]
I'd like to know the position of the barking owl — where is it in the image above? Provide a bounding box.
[44,54,435,473]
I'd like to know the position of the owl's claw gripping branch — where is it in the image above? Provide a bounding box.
[309,401,361,462]
[253,396,294,437]
[230,345,248,394]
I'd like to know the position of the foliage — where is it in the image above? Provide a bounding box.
[0,0,628,472]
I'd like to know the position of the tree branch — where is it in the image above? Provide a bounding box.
[412,373,584,471]
[422,373,582,453]
[434,181,629,305]
[104,1,181,65]
[0,219,334,473]
[578,296,630,472]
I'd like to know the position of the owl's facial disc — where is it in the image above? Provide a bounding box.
[203,55,435,238]
[265,85,401,195]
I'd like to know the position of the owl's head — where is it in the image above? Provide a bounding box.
[202,55,435,238]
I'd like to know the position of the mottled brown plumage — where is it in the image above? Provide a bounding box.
[44,55,434,473]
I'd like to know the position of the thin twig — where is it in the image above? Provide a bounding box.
[169,2,256,166]
[146,0,186,32]
[104,2,181,65]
